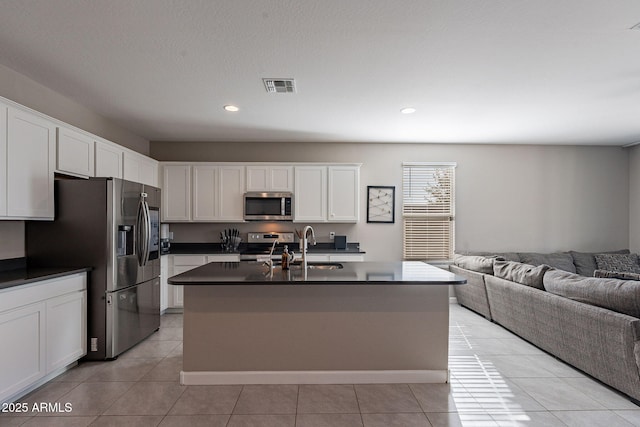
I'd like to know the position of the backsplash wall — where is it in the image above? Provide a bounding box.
[152,141,630,261]
[0,221,25,260]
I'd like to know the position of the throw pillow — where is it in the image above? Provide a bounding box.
[517,252,576,273]
[594,269,640,281]
[594,253,640,274]
[493,260,551,290]
[570,249,630,276]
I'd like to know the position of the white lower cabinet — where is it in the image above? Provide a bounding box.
[46,290,86,372]
[0,273,87,404]
[167,254,240,309]
[0,301,46,403]
[305,254,364,263]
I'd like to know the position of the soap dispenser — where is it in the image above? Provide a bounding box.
[282,245,290,270]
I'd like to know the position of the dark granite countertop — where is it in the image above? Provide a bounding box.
[165,242,365,255]
[168,261,465,286]
[0,259,91,291]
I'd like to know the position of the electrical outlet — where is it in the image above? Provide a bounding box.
[329,231,335,239]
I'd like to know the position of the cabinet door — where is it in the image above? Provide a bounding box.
[46,291,87,372]
[56,126,95,177]
[170,257,207,308]
[246,166,269,191]
[7,107,55,219]
[192,165,219,221]
[328,166,360,222]
[270,166,294,191]
[162,164,191,221]
[0,103,7,216]
[139,157,159,187]
[123,152,141,183]
[95,140,123,178]
[160,256,169,312]
[171,265,200,308]
[0,301,46,402]
[218,166,245,221]
[246,166,293,192]
[294,166,327,222]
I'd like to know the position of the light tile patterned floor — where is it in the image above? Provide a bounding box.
[2,303,639,426]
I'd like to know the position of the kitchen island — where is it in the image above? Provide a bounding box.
[168,261,466,385]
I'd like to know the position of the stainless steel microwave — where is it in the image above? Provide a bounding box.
[244,192,293,221]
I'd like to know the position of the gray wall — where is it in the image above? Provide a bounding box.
[0,64,150,260]
[629,145,640,253]
[152,141,630,262]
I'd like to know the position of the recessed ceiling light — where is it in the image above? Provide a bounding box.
[400,107,416,114]
[224,105,239,112]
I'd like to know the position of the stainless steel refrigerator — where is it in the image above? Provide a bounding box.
[26,177,161,360]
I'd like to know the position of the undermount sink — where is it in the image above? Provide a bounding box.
[306,263,344,270]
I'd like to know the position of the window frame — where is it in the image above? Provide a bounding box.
[402,162,456,262]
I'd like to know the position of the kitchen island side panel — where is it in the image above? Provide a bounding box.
[183,284,449,374]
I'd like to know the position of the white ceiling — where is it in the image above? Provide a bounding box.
[1,0,639,145]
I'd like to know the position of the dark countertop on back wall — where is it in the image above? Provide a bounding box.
[165,242,365,255]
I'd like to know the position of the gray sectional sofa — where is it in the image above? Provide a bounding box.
[450,250,640,403]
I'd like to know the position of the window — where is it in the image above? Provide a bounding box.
[402,162,456,261]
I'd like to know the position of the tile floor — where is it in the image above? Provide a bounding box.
[2,303,639,427]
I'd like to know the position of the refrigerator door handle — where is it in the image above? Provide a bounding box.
[136,194,151,266]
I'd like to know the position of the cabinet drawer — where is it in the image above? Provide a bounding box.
[329,254,364,262]
[207,254,240,263]
[172,255,207,266]
[0,273,86,313]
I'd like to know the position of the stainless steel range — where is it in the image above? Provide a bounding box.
[240,232,295,260]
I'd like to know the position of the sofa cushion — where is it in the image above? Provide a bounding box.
[570,249,630,277]
[471,252,521,262]
[594,253,640,274]
[594,269,640,281]
[493,260,550,290]
[518,252,576,273]
[544,269,640,318]
[453,254,497,274]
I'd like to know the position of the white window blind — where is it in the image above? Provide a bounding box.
[402,162,456,261]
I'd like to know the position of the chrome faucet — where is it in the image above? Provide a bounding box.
[265,239,279,270]
[301,225,316,270]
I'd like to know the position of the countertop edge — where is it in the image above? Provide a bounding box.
[0,267,92,291]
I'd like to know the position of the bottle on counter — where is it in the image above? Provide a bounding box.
[282,245,290,270]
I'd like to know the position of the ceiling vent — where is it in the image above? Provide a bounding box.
[263,78,296,93]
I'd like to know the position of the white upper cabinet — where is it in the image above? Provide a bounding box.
[6,107,55,219]
[56,126,95,177]
[328,165,360,222]
[95,140,123,179]
[0,103,7,216]
[294,164,360,223]
[161,163,245,222]
[246,165,293,192]
[218,166,245,221]
[294,166,327,222]
[162,164,191,221]
[124,150,159,187]
[192,165,218,221]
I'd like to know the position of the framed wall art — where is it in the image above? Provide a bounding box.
[367,186,395,223]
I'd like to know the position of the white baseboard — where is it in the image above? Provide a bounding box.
[181,370,449,385]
